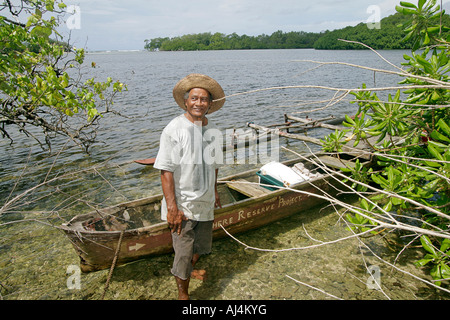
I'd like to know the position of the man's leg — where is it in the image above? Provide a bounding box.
[171,220,212,298]
[171,220,196,300]
[190,221,213,281]
[190,253,207,280]
[175,276,190,300]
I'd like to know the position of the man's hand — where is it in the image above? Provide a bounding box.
[167,207,187,235]
[160,170,187,234]
[214,189,222,209]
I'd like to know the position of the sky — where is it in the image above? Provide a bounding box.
[58,0,450,51]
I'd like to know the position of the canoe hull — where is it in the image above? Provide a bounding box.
[61,153,370,272]
[62,176,339,272]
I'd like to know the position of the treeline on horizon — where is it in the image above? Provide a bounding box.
[144,12,450,51]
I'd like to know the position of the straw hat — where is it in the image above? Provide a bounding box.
[173,74,225,114]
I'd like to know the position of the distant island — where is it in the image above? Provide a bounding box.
[144,12,449,51]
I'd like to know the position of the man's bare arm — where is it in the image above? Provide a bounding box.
[160,170,186,234]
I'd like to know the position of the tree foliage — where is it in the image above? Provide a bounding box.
[321,0,450,286]
[145,31,321,51]
[0,0,126,152]
[144,12,450,52]
[314,13,415,49]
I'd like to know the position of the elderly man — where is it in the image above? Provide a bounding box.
[154,74,225,300]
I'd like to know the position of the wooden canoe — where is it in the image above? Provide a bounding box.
[60,151,373,273]
[134,158,156,165]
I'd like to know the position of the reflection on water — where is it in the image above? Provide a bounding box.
[1,49,446,300]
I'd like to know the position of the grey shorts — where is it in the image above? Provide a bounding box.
[171,219,213,280]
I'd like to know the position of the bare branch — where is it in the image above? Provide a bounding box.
[286,275,343,300]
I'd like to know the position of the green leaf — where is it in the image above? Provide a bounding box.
[396,5,417,14]
[440,239,450,253]
[344,114,356,125]
[383,201,393,212]
[400,1,417,8]
[416,54,433,73]
[430,130,450,143]
[423,32,431,46]
[34,8,42,19]
[31,26,52,38]
[420,235,437,256]
[437,119,450,136]
[391,196,403,206]
[427,26,441,34]
[371,173,387,187]
[26,15,38,27]
[427,144,444,161]
[440,263,450,279]
[360,198,370,211]
[431,268,441,286]
[415,258,434,267]
[429,140,448,151]
[424,160,442,168]
[387,166,395,184]
[418,0,427,10]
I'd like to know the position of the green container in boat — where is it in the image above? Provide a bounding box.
[256,171,284,191]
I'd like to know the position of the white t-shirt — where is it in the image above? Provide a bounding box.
[154,114,223,221]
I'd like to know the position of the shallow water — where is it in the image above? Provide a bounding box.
[1,196,446,300]
[1,49,448,300]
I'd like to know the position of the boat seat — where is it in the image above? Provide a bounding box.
[226,179,272,198]
[317,155,356,170]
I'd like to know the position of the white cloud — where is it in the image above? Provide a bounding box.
[60,0,427,50]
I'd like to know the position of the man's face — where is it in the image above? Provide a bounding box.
[184,88,212,121]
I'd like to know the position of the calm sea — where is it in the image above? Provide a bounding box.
[0,49,407,202]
